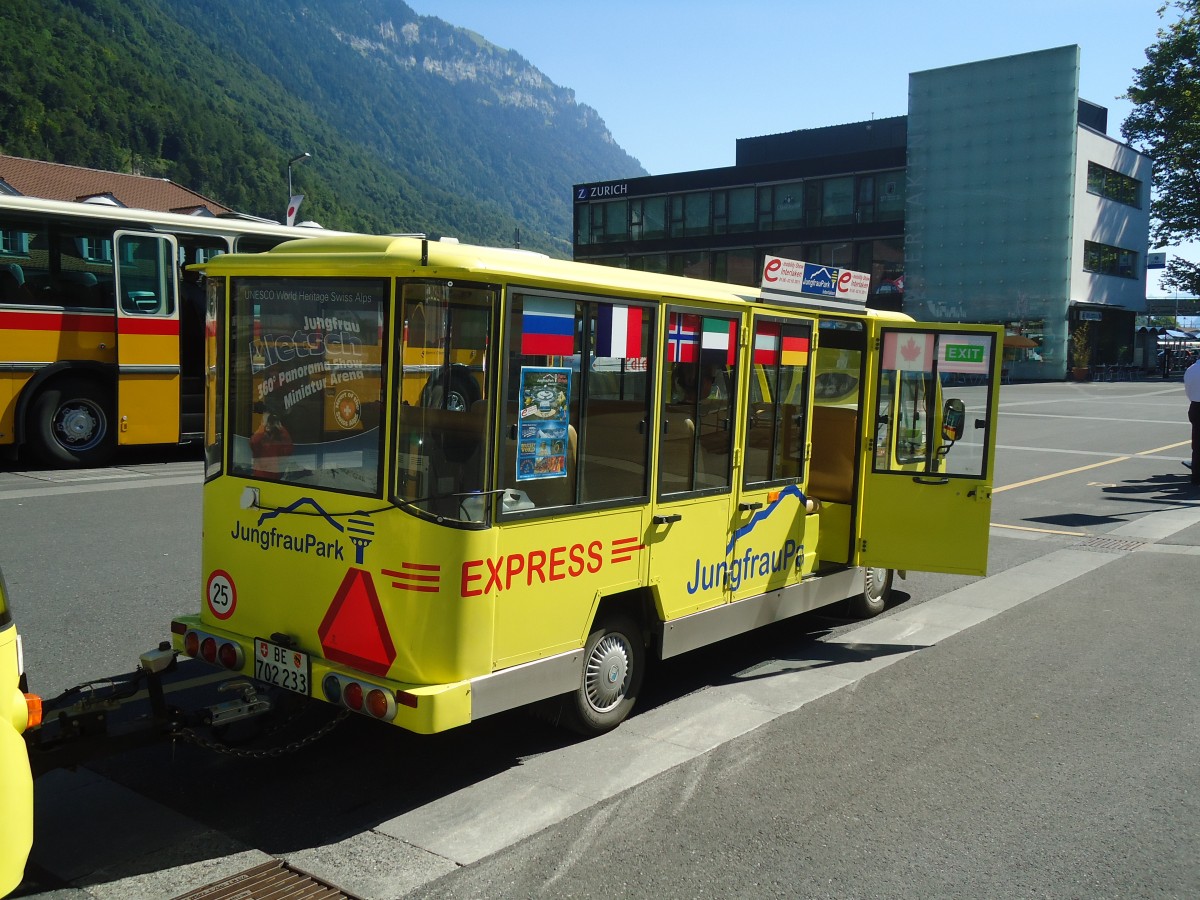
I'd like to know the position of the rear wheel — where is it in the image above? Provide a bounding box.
[562,612,645,736]
[421,369,479,412]
[27,377,115,467]
[846,566,893,618]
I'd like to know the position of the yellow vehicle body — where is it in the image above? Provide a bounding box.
[0,571,34,897]
[172,236,1003,736]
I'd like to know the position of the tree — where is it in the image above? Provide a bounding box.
[1123,1,1200,294]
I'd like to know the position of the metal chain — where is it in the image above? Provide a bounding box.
[171,708,351,759]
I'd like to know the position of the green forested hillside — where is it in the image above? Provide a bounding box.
[0,0,644,255]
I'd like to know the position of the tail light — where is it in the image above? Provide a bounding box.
[184,630,244,672]
[321,673,397,721]
[23,694,42,731]
[217,641,243,670]
[365,689,393,720]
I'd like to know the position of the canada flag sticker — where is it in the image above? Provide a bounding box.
[882,332,933,372]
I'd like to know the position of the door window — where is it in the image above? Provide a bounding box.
[743,316,812,487]
[659,310,739,496]
[873,330,995,479]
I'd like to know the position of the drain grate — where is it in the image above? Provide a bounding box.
[1075,536,1146,553]
[171,859,359,900]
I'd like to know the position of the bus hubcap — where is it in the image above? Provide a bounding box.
[56,403,100,446]
[585,634,630,712]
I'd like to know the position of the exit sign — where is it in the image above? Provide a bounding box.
[945,344,984,363]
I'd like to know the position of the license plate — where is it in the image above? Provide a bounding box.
[254,639,311,695]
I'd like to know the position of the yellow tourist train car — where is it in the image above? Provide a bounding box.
[171,236,1002,736]
[0,569,38,896]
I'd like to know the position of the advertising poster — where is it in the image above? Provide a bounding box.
[516,366,571,481]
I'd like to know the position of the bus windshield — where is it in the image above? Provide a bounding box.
[228,276,388,494]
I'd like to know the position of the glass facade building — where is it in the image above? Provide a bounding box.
[573,46,1151,380]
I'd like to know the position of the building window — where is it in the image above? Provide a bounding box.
[575,207,590,246]
[681,192,712,238]
[821,177,855,226]
[597,199,630,243]
[856,176,876,224]
[634,253,669,274]
[1086,162,1141,208]
[631,196,667,242]
[714,187,756,235]
[773,181,804,230]
[713,248,758,286]
[876,172,905,221]
[669,251,711,279]
[1083,240,1138,279]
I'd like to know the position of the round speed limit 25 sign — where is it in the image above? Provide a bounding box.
[206,569,237,620]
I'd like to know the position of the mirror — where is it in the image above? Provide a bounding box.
[942,398,965,443]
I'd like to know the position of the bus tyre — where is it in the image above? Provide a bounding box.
[421,370,479,412]
[28,378,115,467]
[846,566,893,618]
[564,612,645,736]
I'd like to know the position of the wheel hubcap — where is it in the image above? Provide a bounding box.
[55,402,102,449]
[585,633,631,713]
[865,567,889,602]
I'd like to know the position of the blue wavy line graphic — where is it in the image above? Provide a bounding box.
[256,497,346,533]
[725,484,808,556]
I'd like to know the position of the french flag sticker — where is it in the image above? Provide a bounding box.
[596,304,643,358]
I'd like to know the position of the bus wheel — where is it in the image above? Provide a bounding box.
[27,378,115,467]
[846,566,893,618]
[564,612,645,736]
[421,370,478,412]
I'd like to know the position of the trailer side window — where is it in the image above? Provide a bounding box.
[497,292,655,517]
[743,317,812,487]
[659,310,739,497]
[394,281,494,522]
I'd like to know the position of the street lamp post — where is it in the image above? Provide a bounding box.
[287,152,310,223]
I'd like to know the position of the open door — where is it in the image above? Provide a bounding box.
[114,231,180,446]
[855,323,1002,575]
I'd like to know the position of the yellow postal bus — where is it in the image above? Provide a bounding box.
[171,236,1002,736]
[0,195,355,467]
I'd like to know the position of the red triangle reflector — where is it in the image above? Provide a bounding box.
[318,568,396,677]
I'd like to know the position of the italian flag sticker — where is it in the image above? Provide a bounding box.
[701,317,737,365]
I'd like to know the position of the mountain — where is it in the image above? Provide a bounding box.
[0,0,646,255]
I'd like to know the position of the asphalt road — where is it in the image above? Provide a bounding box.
[1,379,1197,899]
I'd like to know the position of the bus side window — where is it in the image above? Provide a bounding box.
[742,318,811,489]
[578,303,654,503]
[396,282,494,520]
[498,293,580,512]
[806,319,866,503]
[498,294,654,514]
[57,230,112,309]
[659,311,738,496]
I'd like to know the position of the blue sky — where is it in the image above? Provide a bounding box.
[406,1,1193,300]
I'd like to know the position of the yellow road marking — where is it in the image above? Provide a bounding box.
[990,523,1087,537]
[994,440,1189,493]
